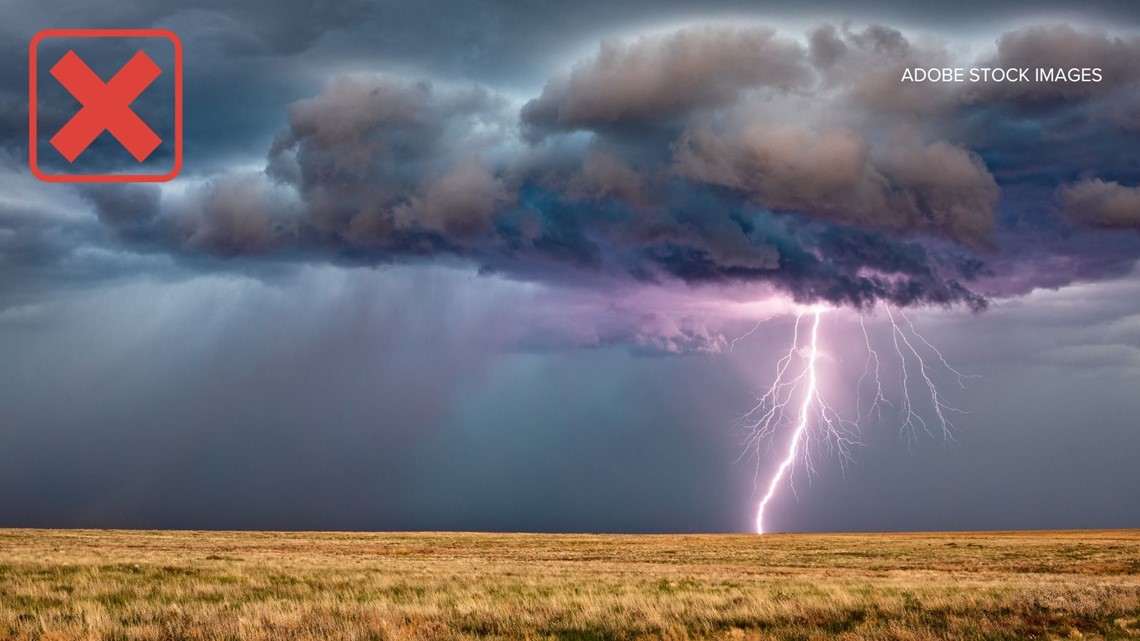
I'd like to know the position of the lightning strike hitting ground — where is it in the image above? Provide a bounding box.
[754,310,821,536]
[739,306,975,534]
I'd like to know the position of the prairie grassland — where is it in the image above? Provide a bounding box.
[1,529,1138,640]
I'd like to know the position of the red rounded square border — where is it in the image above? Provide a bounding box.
[29,29,183,183]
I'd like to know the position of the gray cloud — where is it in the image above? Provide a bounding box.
[802,23,1140,117]
[673,125,999,247]
[565,151,648,205]
[392,158,514,236]
[24,0,370,56]
[175,175,302,255]
[77,175,300,257]
[1059,179,1140,228]
[805,23,962,115]
[80,184,162,230]
[521,26,813,135]
[807,24,848,70]
[970,24,1140,105]
[268,76,516,245]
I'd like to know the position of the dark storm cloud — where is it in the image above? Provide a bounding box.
[0,191,145,309]
[80,184,162,229]
[672,125,998,247]
[0,206,73,281]
[0,96,27,150]
[5,11,1140,314]
[640,238,987,311]
[66,57,1000,311]
[0,0,372,176]
[21,0,369,56]
[78,175,303,257]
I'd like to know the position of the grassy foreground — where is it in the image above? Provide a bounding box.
[1,529,1138,640]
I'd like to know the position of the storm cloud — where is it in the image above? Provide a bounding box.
[975,24,1140,104]
[100,27,1140,315]
[9,19,1140,316]
[1059,179,1140,228]
[520,26,813,135]
[672,126,998,247]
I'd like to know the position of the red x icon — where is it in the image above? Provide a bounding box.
[29,29,182,183]
[50,50,163,163]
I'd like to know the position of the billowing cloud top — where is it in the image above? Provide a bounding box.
[5,9,1140,328]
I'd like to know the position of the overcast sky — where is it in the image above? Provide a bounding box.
[1,0,1138,533]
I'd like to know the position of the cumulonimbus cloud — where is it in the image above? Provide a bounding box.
[37,21,1140,318]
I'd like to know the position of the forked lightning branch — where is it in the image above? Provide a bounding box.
[737,308,982,534]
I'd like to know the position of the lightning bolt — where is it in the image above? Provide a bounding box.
[740,305,974,535]
[755,310,821,535]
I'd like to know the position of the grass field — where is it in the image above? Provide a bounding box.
[1,529,1138,640]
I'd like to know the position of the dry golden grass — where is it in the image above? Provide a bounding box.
[1,528,1138,640]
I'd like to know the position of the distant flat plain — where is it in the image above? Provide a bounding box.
[1,529,1138,640]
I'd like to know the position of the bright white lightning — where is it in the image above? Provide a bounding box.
[740,305,974,535]
[754,310,821,535]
